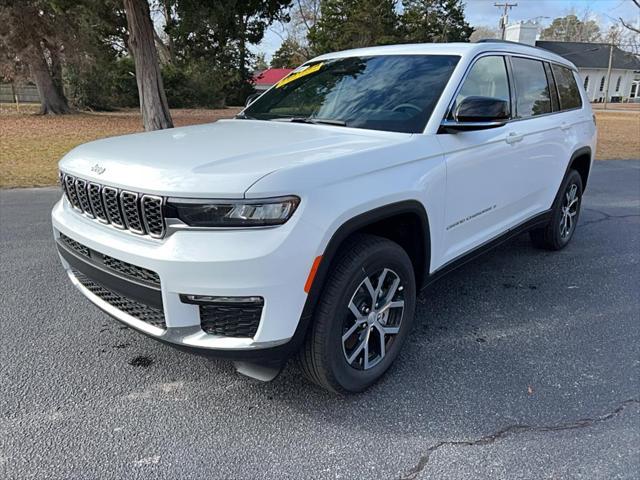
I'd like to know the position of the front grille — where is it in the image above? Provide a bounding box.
[103,255,161,286]
[73,270,166,329]
[60,172,166,238]
[199,303,263,338]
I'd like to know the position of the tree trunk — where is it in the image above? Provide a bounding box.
[161,2,177,63]
[123,0,173,131]
[29,47,70,115]
[238,14,248,81]
[153,28,173,66]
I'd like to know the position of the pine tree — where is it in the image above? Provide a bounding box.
[308,0,399,55]
[401,0,473,43]
[271,38,308,68]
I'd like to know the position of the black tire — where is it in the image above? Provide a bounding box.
[297,234,417,394]
[530,169,583,250]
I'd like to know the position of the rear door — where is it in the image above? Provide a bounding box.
[502,55,568,222]
[545,63,589,205]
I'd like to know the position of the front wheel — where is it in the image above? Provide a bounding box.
[530,169,583,250]
[298,234,417,393]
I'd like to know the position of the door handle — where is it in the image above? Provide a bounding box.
[505,132,524,144]
[560,122,571,131]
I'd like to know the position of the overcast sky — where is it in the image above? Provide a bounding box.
[257,0,640,60]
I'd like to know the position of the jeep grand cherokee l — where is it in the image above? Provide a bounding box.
[53,42,596,393]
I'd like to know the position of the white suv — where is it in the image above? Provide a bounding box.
[53,42,596,393]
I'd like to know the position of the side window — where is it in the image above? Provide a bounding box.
[543,62,560,111]
[551,64,582,110]
[511,57,552,118]
[452,56,510,117]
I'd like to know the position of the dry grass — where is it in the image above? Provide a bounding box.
[591,103,640,111]
[593,110,640,160]
[0,107,240,188]
[1,106,638,188]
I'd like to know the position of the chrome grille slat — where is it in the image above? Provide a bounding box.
[64,175,82,210]
[75,179,94,218]
[88,183,108,223]
[102,186,125,229]
[141,195,165,238]
[121,191,145,235]
[60,172,166,239]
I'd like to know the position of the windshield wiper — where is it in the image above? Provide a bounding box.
[270,117,347,127]
[235,112,258,120]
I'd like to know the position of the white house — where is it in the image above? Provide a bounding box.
[504,21,640,103]
[536,41,640,102]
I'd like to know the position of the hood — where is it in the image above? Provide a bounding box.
[59,119,408,198]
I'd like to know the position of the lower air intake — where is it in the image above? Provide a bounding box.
[73,270,166,330]
[199,303,263,338]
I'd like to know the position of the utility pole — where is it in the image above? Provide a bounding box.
[495,2,518,40]
[603,43,614,110]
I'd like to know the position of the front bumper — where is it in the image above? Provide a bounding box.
[52,197,321,357]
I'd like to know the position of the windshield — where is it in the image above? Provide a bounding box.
[243,55,460,134]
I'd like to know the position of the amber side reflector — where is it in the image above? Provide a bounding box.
[304,256,323,293]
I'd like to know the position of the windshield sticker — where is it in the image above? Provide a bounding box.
[275,63,324,88]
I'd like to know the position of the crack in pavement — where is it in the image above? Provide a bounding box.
[398,398,640,480]
[580,208,640,227]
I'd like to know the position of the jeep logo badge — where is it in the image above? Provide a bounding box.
[91,164,105,175]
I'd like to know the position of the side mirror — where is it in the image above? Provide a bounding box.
[245,92,262,107]
[441,96,509,132]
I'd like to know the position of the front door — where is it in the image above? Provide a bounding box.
[436,55,518,265]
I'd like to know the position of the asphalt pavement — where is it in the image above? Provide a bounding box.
[1,160,639,479]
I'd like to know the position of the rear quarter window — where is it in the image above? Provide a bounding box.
[551,64,583,110]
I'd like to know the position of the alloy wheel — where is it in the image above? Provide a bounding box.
[560,183,579,240]
[341,268,405,370]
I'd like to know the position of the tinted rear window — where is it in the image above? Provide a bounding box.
[551,64,582,110]
[511,57,552,118]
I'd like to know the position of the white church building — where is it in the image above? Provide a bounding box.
[504,21,640,103]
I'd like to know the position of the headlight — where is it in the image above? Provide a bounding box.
[166,196,300,228]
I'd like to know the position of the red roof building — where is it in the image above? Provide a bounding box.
[253,68,293,91]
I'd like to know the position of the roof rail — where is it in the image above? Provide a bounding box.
[476,39,529,45]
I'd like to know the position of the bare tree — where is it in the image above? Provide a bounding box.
[540,9,601,42]
[470,25,500,42]
[619,0,640,35]
[273,0,321,59]
[149,0,175,65]
[123,0,173,131]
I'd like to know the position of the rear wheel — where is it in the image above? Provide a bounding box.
[298,234,416,393]
[530,169,583,250]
